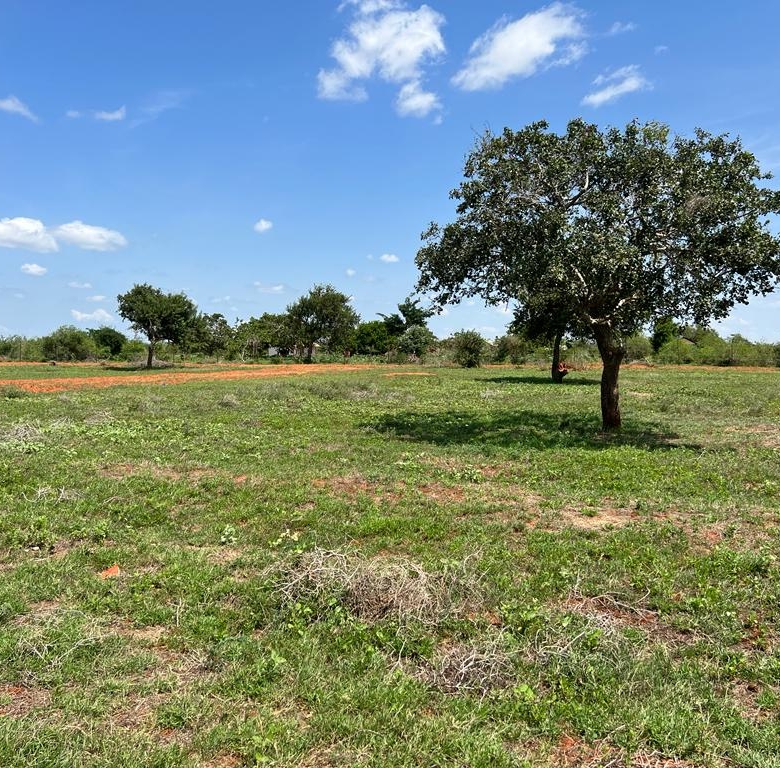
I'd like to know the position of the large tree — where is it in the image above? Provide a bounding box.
[117,284,199,368]
[287,284,359,362]
[417,119,780,429]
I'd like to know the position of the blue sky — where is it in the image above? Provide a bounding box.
[1,0,779,341]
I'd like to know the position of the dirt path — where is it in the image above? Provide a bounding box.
[0,363,382,393]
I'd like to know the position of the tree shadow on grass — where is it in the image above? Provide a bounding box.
[369,409,700,452]
[482,375,600,387]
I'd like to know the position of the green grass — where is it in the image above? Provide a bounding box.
[1,364,779,766]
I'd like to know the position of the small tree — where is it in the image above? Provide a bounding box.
[117,284,199,368]
[354,320,392,355]
[417,119,780,429]
[452,330,487,368]
[396,325,436,359]
[40,326,97,361]
[287,284,359,362]
[379,296,434,339]
[88,326,127,358]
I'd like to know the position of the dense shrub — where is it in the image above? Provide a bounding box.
[452,330,488,368]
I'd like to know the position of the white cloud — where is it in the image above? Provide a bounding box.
[452,3,586,91]
[654,45,669,55]
[0,217,58,252]
[253,282,286,294]
[66,109,82,119]
[396,80,441,117]
[21,263,47,276]
[253,218,273,233]
[94,105,126,122]
[68,281,92,289]
[346,268,357,277]
[608,21,636,35]
[379,253,399,263]
[87,295,106,302]
[50,221,128,251]
[582,64,651,107]
[318,0,445,117]
[71,308,114,323]
[0,95,39,122]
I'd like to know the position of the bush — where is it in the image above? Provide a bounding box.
[452,330,488,368]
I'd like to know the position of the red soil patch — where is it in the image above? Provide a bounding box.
[0,363,380,394]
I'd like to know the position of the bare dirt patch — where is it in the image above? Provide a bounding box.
[0,684,52,717]
[545,736,700,767]
[100,462,218,482]
[312,473,403,504]
[0,363,382,394]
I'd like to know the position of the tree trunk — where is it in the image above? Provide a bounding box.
[146,343,154,369]
[305,343,314,363]
[593,325,625,431]
[551,331,566,383]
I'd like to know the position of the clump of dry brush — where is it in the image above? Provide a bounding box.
[268,546,485,628]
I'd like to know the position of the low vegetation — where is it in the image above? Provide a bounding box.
[0,363,779,766]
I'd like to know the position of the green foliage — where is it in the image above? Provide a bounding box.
[116,284,199,368]
[451,329,487,368]
[651,317,679,352]
[40,326,98,361]
[353,321,392,355]
[287,284,360,361]
[417,118,780,428]
[380,297,434,338]
[88,327,128,358]
[396,325,436,358]
[624,333,653,362]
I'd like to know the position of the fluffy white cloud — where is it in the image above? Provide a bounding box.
[0,217,58,252]
[379,253,399,263]
[346,268,357,277]
[71,308,114,323]
[396,80,441,117]
[66,109,82,119]
[87,295,106,302]
[50,221,128,251]
[21,263,47,276]
[0,95,39,122]
[254,218,273,233]
[94,106,126,122]
[68,281,92,289]
[318,0,445,117]
[582,64,651,107]
[452,3,586,91]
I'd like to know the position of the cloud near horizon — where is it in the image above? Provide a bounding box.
[318,0,445,118]
[71,308,114,323]
[0,217,128,252]
[452,3,587,91]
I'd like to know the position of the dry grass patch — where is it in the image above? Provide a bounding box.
[544,736,701,768]
[100,462,219,482]
[270,548,485,627]
[312,474,403,505]
[0,683,52,717]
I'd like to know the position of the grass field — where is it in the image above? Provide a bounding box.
[1,363,779,767]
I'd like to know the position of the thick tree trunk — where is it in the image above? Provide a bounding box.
[146,343,155,369]
[593,325,625,431]
[305,343,314,363]
[551,331,566,383]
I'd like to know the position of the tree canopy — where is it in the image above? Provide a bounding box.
[287,284,359,362]
[417,119,780,429]
[117,284,199,368]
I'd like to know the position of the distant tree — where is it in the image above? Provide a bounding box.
[492,334,532,365]
[195,313,234,358]
[396,325,436,358]
[379,296,434,338]
[651,317,679,353]
[117,284,199,369]
[624,333,653,362]
[88,326,127,357]
[354,320,392,355]
[40,326,97,361]
[287,284,359,362]
[233,313,294,360]
[417,119,780,429]
[452,330,487,368]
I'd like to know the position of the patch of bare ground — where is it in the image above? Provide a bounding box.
[11,600,63,627]
[184,545,244,566]
[298,746,368,767]
[0,684,52,717]
[542,736,701,768]
[415,482,466,503]
[555,504,642,530]
[312,474,403,504]
[561,591,701,647]
[723,423,780,449]
[197,754,244,768]
[100,462,218,482]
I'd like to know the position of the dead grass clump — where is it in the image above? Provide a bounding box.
[270,548,484,627]
[414,636,516,697]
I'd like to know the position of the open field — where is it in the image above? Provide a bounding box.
[1,364,779,767]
